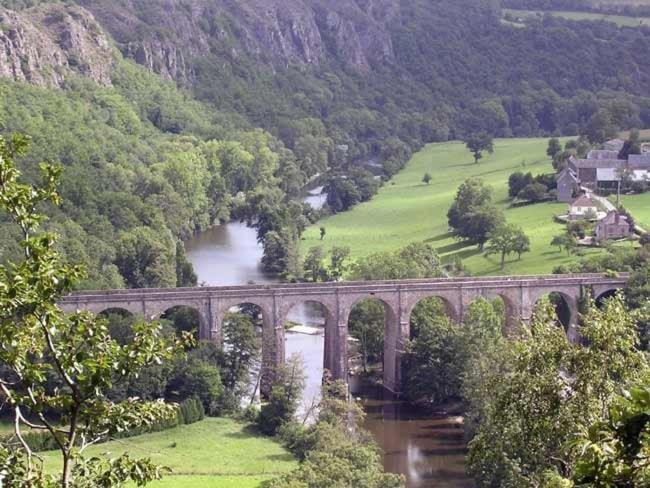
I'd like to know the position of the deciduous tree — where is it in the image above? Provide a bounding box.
[465,132,494,164]
[0,134,189,487]
[484,224,530,269]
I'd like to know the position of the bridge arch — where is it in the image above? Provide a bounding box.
[160,305,204,340]
[530,289,578,341]
[482,292,519,336]
[216,299,279,399]
[98,307,135,318]
[280,300,334,403]
[343,295,400,392]
[407,295,459,330]
[594,287,622,307]
[408,296,459,339]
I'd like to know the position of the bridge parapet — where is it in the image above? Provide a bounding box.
[60,273,629,396]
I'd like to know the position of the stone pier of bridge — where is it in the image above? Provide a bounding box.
[60,274,627,396]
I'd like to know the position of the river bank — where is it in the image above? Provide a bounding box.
[184,222,473,487]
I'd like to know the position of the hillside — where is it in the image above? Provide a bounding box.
[4,1,650,150]
[301,138,604,276]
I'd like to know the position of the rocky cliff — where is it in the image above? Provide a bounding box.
[77,0,399,82]
[0,3,115,86]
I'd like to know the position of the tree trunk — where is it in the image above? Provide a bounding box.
[500,252,505,270]
[62,452,72,488]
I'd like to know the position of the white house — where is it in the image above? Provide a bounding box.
[568,194,599,220]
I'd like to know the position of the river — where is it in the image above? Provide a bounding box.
[185,222,473,487]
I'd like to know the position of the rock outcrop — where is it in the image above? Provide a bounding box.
[0,4,115,87]
[78,0,398,82]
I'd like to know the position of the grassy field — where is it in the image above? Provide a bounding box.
[42,418,296,488]
[503,8,650,27]
[621,193,650,231]
[302,138,603,276]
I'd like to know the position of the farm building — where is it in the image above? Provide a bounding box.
[556,167,579,203]
[603,139,625,152]
[565,152,650,192]
[567,156,626,188]
[595,210,631,242]
[568,194,599,220]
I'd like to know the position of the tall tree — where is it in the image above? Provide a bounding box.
[467,297,648,486]
[484,224,530,269]
[221,312,261,394]
[328,246,351,281]
[465,133,494,164]
[303,246,327,282]
[0,135,189,487]
[546,137,562,158]
[447,177,493,231]
[448,178,503,249]
[619,128,642,160]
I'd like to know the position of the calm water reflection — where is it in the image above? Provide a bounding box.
[352,381,473,488]
[184,223,472,487]
[185,222,274,286]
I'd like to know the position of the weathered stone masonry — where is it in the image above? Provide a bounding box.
[60,274,627,395]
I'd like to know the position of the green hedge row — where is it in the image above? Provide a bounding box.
[2,397,205,453]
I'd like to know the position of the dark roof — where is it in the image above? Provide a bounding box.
[628,154,650,168]
[571,195,598,207]
[570,158,626,169]
[588,150,620,160]
[556,168,578,182]
[598,210,629,226]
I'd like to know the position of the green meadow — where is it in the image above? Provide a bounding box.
[303,138,602,276]
[503,8,650,27]
[42,418,296,488]
[621,193,650,231]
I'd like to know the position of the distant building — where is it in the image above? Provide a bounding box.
[568,156,626,188]
[595,210,631,242]
[556,142,650,201]
[568,194,599,220]
[587,149,621,160]
[556,167,579,203]
[603,139,625,152]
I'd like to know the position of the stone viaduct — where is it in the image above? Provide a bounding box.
[60,273,627,395]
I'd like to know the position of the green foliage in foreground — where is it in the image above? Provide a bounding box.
[565,385,650,487]
[467,297,649,487]
[0,134,190,487]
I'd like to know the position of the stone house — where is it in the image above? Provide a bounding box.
[556,167,579,203]
[603,139,625,152]
[568,156,626,189]
[564,152,650,194]
[568,194,599,220]
[595,210,631,242]
[587,149,621,160]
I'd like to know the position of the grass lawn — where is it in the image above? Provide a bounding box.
[302,138,602,276]
[0,420,15,434]
[621,193,650,231]
[503,8,650,27]
[41,417,296,488]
